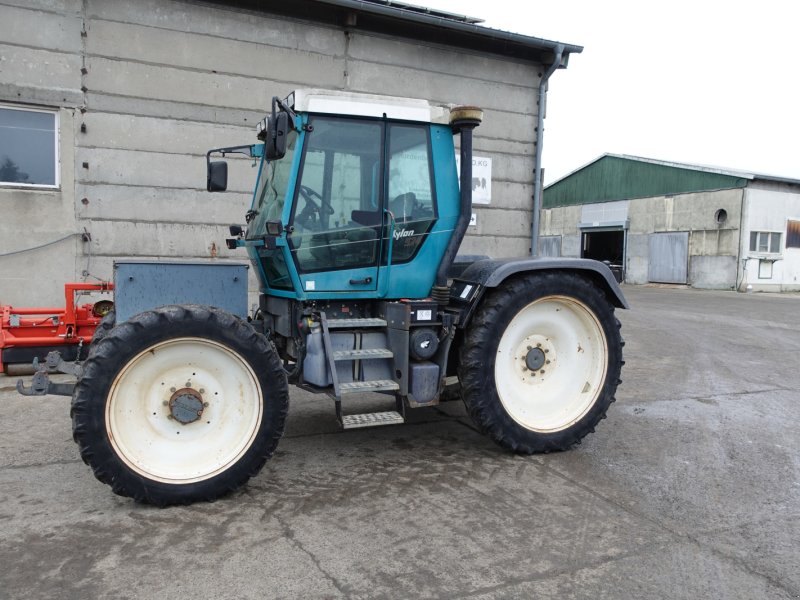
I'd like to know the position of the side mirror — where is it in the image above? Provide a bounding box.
[207,161,228,192]
[265,112,289,161]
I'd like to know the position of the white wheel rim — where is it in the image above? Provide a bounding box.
[106,338,263,484]
[495,296,608,433]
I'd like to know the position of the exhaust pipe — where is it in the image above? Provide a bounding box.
[431,106,483,304]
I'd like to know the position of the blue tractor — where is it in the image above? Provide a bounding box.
[60,90,625,505]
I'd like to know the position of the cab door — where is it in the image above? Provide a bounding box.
[385,123,437,264]
[287,116,384,294]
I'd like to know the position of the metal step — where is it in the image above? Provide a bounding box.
[339,380,399,394]
[327,318,387,329]
[332,348,393,361]
[341,410,404,430]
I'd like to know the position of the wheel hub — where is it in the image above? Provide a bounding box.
[169,388,204,425]
[515,334,555,381]
[525,347,546,371]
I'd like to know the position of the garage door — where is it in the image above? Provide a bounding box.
[648,232,689,284]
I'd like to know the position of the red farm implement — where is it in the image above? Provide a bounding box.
[0,282,114,375]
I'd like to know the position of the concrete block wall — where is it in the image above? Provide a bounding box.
[0,0,82,308]
[0,0,543,307]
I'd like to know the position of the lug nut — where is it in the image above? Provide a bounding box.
[162,400,168,406]
[170,387,176,392]
[203,402,209,407]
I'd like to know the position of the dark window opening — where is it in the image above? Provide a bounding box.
[787,220,800,249]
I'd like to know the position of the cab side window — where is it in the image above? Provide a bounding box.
[387,124,436,262]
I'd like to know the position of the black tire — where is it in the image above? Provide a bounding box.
[90,310,115,345]
[459,272,623,453]
[71,304,289,506]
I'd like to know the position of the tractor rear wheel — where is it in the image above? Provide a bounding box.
[71,304,289,505]
[459,272,623,453]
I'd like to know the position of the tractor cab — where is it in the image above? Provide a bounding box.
[210,90,464,301]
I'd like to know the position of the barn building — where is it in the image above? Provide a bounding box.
[541,154,800,292]
[0,0,581,306]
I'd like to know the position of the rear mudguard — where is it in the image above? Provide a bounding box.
[449,257,628,329]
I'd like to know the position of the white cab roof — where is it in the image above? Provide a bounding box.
[287,89,451,124]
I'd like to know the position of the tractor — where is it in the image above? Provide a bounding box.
[20,89,626,505]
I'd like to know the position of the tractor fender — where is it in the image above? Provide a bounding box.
[450,257,628,329]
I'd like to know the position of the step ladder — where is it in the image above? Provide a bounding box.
[320,313,405,430]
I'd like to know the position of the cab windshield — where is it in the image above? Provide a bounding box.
[246,128,298,240]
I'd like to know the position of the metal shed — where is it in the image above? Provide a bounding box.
[541,154,800,291]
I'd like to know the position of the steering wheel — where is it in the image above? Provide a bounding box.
[298,185,335,217]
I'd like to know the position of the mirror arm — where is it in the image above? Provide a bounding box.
[206,144,257,162]
[272,96,297,124]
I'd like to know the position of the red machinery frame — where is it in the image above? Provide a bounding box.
[0,282,114,373]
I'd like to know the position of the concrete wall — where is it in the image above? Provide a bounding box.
[541,188,744,289]
[0,0,82,308]
[0,0,543,307]
[741,182,800,292]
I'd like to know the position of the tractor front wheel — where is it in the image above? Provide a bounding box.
[71,305,289,505]
[459,272,623,453]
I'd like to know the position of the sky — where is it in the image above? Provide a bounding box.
[417,0,800,184]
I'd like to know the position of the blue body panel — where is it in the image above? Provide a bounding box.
[113,260,249,322]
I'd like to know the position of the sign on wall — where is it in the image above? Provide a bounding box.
[456,155,492,205]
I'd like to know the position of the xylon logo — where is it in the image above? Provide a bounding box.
[393,228,415,241]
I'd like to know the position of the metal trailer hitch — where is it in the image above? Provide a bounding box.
[16,350,81,397]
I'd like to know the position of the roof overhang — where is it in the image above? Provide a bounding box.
[201,0,582,65]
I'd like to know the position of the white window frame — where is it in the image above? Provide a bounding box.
[0,104,60,190]
[748,230,782,256]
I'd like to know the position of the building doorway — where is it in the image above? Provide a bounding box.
[581,228,625,282]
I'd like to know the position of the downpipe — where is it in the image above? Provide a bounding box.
[531,44,564,257]
[432,106,483,303]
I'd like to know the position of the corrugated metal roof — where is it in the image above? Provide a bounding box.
[544,154,800,208]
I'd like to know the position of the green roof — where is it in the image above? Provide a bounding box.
[543,154,749,208]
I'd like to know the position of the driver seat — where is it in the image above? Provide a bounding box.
[389,192,417,222]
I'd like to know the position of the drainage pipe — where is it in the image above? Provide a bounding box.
[531,44,564,256]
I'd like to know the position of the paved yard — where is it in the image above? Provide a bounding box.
[1,286,798,599]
